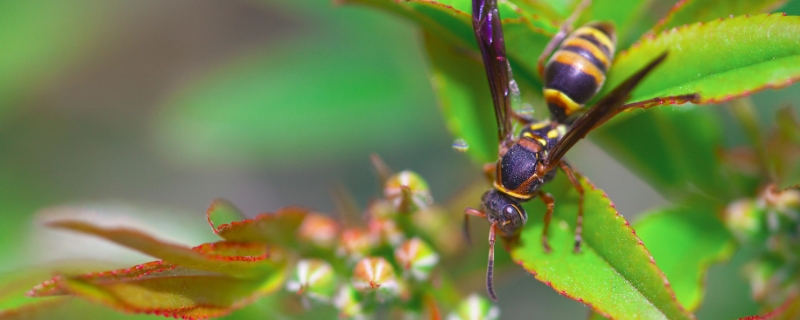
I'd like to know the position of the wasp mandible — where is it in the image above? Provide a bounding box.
[465,0,700,300]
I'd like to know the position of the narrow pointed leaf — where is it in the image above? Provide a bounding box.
[210,206,308,247]
[599,14,800,105]
[206,199,246,230]
[0,269,73,319]
[509,174,692,319]
[29,262,287,320]
[651,0,787,34]
[634,203,737,311]
[46,220,277,278]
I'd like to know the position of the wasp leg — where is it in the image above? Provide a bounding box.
[559,161,585,253]
[510,111,536,126]
[620,94,700,112]
[483,163,496,183]
[464,208,488,245]
[537,191,555,253]
[536,0,592,78]
[487,221,499,301]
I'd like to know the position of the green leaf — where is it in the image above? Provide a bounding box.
[651,0,787,34]
[29,261,287,320]
[343,0,556,85]
[343,0,557,163]
[599,14,800,105]
[509,174,692,319]
[46,220,279,278]
[210,207,309,248]
[206,199,246,229]
[341,0,557,163]
[634,203,736,311]
[590,107,734,201]
[422,32,497,163]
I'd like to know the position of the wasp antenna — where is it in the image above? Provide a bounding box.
[487,222,498,301]
[487,257,497,301]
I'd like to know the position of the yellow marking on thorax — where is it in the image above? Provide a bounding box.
[527,121,550,131]
[493,181,535,200]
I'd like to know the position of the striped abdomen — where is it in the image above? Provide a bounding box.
[543,22,617,122]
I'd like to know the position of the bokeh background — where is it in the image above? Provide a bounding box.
[1,0,798,319]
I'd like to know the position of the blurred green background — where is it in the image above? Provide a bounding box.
[1,0,798,319]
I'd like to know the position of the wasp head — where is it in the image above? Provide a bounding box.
[481,189,528,236]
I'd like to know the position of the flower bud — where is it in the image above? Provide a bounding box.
[352,257,399,296]
[724,199,766,243]
[384,170,433,213]
[285,259,336,303]
[338,228,376,261]
[394,238,439,281]
[447,294,500,320]
[334,284,363,318]
[297,213,339,249]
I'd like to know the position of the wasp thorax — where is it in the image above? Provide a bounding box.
[481,190,528,236]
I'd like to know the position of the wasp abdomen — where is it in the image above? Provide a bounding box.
[544,22,617,122]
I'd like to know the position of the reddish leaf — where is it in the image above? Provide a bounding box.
[209,206,309,247]
[28,262,287,320]
[205,199,246,230]
[0,269,71,320]
[46,219,279,278]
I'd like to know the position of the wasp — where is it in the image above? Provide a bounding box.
[465,0,699,300]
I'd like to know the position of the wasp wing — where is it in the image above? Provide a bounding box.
[543,52,669,169]
[473,0,514,144]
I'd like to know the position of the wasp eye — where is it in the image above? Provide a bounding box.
[504,206,517,215]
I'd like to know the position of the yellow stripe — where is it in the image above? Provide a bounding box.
[573,26,615,56]
[562,37,611,68]
[527,121,550,131]
[544,88,582,115]
[552,50,605,84]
